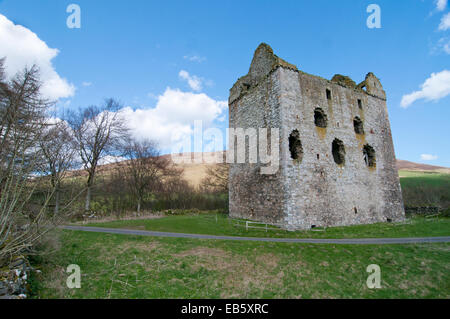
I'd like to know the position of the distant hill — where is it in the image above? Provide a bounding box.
[174,153,449,187]
[396,159,449,173]
[71,152,449,187]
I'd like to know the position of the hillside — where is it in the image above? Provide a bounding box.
[173,153,450,187]
[72,152,449,187]
[396,159,449,173]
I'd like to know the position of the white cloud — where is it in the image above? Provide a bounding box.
[420,154,438,161]
[98,155,127,166]
[439,12,450,30]
[436,0,448,11]
[82,82,92,87]
[0,14,75,100]
[445,42,450,54]
[119,87,227,147]
[183,55,206,63]
[179,70,203,91]
[434,37,450,54]
[401,70,450,107]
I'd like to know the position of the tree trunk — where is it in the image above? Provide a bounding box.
[137,199,141,215]
[85,186,91,212]
[54,187,60,215]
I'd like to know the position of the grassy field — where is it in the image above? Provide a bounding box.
[84,213,450,239]
[399,170,450,187]
[31,230,450,299]
[30,169,450,299]
[399,169,448,178]
[399,170,450,210]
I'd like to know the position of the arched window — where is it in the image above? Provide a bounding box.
[363,144,376,168]
[353,117,364,134]
[314,108,328,128]
[332,138,345,165]
[289,130,303,162]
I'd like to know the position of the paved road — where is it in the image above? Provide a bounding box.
[62,226,450,245]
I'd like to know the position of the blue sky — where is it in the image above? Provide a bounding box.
[0,0,449,166]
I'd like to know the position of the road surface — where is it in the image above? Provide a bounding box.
[61,226,450,245]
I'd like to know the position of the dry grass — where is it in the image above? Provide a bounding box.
[75,212,164,225]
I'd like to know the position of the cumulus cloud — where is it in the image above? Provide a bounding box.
[401,70,450,107]
[439,12,450,30]
[420,154,438,161]
[179,70,203,91]
[119,87,227,147]
[0,14,75,100]
[436,0,448,11]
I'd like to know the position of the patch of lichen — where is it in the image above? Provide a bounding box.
[230,43,298,103]
[256,43,298,71]
[315,127,327,140]
[331,74,357,89]
[276,57,297,71]
[355,132,366,149]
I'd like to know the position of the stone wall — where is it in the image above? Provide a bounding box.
[229,64,286,225]
[405,207,440,216]
[0,257,32,299]
[228,43,405,230]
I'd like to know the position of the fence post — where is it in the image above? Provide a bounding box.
[265,224,268,232]
[246,221,248,231]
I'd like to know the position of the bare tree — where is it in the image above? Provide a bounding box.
[0,60,63,265]
[67,99,129,212]
[120,139,181,214]
[200,163,229,193]
[39,120,77,214]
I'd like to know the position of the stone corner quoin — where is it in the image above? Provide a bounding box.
[228,43,405,231]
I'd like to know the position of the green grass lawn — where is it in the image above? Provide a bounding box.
[399,170,450,210]
[30,169,450,299]
[398,170,450,185]
[84,213,450,239]
[31,230,450,299]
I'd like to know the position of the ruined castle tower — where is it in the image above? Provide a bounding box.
[228,43,405,230]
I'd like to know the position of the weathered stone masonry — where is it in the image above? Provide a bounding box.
[228,43,405,230]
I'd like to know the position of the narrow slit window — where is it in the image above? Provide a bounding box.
[358,99,362,109]
[353,117,364,135]
[332,138,345,165]
[314,108,328,128]
[363,144,376,168]
[326,89,331,100]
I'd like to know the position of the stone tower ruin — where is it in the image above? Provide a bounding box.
[228,43,405,230]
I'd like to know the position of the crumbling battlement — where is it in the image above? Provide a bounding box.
[230,43,386,105]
